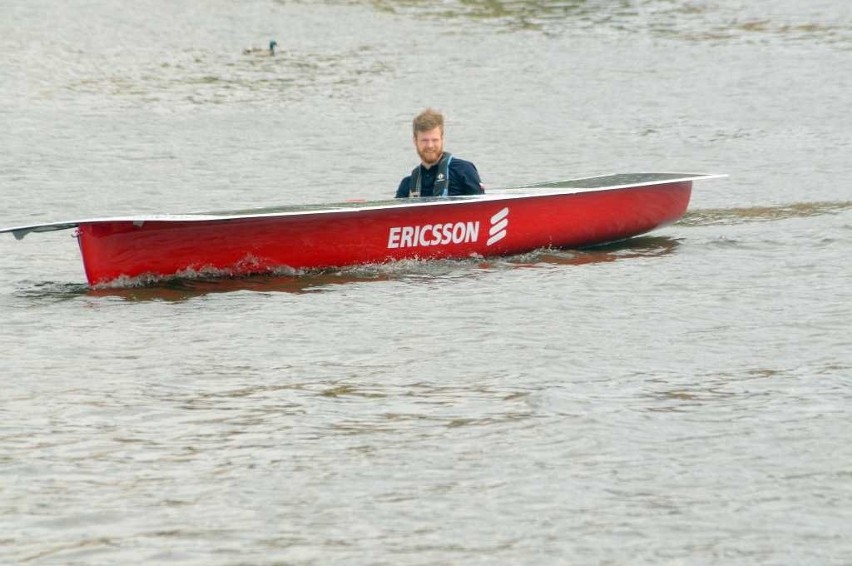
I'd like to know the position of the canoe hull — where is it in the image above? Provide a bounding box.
[76,180,692,286]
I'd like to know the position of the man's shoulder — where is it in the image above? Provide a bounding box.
[448,155,477,169]
[446,154,483,194]
[448,156,480,179]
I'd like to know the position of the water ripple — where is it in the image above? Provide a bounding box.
[338,0,852,46]
[64,46,393,107]
[680,201,852,226]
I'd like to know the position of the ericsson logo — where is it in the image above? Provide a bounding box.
[386,206,510,250]
[487,207,509,246]
[387,221,479,249]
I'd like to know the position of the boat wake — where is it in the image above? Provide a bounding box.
[679,200,852,227]
[11,280,91,303]
[12,237,680,302]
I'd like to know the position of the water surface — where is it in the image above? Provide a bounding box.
[1,1,851,564]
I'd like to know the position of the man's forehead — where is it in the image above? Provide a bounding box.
[415,127,443,139]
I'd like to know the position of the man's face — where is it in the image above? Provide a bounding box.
[414,126,444,166]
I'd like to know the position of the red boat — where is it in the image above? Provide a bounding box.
[1,173,721,287]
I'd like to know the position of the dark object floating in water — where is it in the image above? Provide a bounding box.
[243,39,277,56]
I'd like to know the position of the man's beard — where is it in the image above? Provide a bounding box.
[417,145,443,167]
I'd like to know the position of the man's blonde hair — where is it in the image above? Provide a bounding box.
[412,108,444,137]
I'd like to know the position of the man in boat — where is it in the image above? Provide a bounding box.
[396,108,485,198]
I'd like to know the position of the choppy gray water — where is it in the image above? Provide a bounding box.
[1,1,851,564]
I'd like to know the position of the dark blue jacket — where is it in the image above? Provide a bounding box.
[396,156,484,198]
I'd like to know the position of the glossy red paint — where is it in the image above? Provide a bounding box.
[75,180,693,286]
